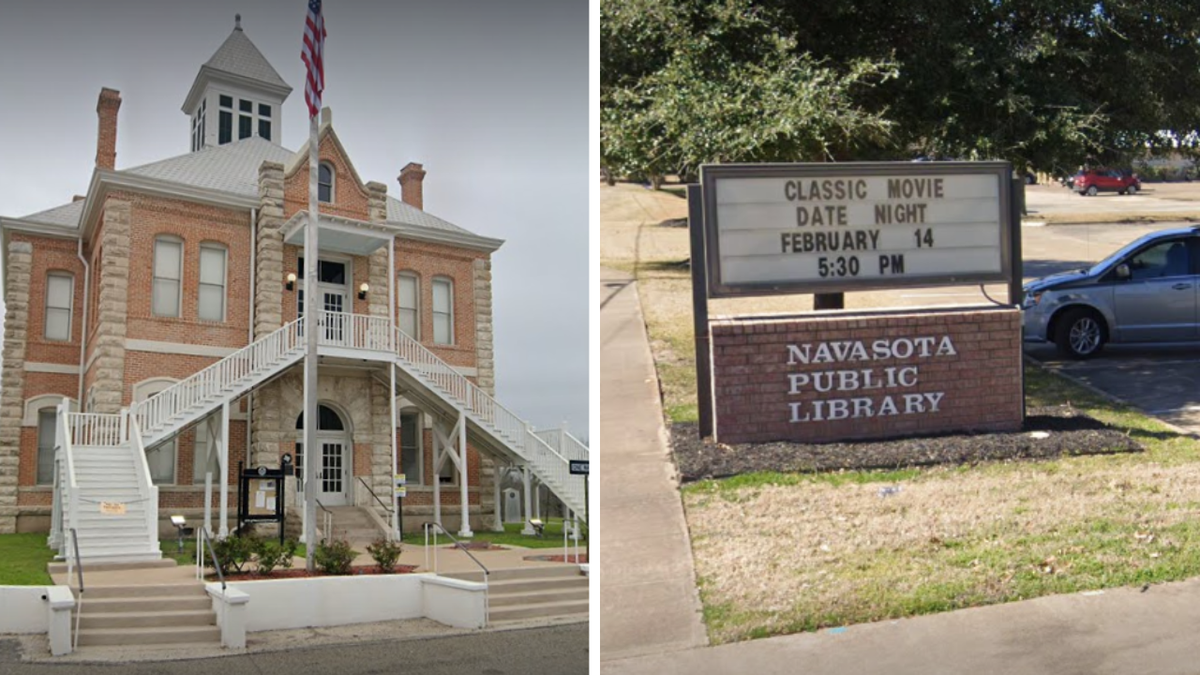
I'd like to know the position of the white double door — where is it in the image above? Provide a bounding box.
[298,258,349,342]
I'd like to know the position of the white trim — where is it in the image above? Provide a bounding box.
[24,362,81,375]
[125,339,238,358]
[23,395,77,427]
[432,276,454,346]
[43,271,75,342]
[152,235,184,318]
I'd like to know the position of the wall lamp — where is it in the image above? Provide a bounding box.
[358,282,369,300]
[286,273,296,291]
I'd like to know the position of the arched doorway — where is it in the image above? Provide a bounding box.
[296,404,351,506]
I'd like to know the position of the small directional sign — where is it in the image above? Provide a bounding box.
[569,460,589,476]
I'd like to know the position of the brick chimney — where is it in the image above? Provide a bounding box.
[95,88,122,170]
[398,162,426,210]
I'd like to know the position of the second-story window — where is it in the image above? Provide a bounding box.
[432,276,453,345]
[152,236,183,317]
[44,272,73,341]
[318,163,334,203]
[198,243,227,321]
[398,272,419,338]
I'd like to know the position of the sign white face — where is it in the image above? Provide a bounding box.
[702,165,1011,296]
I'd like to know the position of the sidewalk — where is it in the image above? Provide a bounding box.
[599,267,707,661]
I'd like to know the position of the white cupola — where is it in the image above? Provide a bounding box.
[181,14,293,151]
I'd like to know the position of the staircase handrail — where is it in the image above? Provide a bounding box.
[533,427,589,462]
[67,527,83,651]
[197,526,227,593]
[58,402,79,558]
[126,412,159,552]
[130,317,304,435]
[355,476,394,515]
[422,521,489,626]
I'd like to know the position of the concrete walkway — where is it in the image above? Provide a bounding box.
[602,576,1200,675]
[599,266,707,661]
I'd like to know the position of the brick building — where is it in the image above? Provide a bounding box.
[0,20,584,560]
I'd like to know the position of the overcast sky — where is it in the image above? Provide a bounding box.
[0,1,590,439]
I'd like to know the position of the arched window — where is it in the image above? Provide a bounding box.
[432,276,453,345]
[198,242,227,321]
[44,272,74,341]
[152,235,183,317]
[318,163,334,203]
[397,271,419,339]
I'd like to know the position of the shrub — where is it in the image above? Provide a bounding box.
[254,538,298,576]
[315,539,355,575]
[208,534,255,575]
[366,537,404,573]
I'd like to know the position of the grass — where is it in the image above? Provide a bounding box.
[0,533,55,585]
[462,519,586,550]
[600,181,1200,644]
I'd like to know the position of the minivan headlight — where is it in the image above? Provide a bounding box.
[1022,291,1043,308]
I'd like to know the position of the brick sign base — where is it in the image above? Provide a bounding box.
[710,306,1023,444]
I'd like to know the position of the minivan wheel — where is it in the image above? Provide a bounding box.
[1086,185,1099,196]
[1055,308,1106,359]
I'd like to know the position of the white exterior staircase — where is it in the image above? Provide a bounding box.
[50,311,586,561]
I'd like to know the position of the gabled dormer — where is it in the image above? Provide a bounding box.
[181,15,292,152]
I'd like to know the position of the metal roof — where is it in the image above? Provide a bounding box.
[203,24,290,91]
[22,200,85,228]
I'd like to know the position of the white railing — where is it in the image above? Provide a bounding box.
[533,428,589,463]
[132,318,304,437]
[127,414,159,553]
[392,328,585,514]
[68,412,123,447]
[316,310,394,352]
[57,402,80,558]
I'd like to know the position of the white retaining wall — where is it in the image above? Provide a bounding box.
[218,573,485,633]
[0,586,52,634]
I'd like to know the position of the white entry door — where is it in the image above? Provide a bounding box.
[295,404,350,506]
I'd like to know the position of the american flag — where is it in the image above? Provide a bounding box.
[301,0,327,119]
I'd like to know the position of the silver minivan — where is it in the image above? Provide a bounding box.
[1022,226,1199,358]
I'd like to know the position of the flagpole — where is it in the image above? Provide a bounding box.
[303,112,319,572]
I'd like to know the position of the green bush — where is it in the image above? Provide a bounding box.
[254,539,298,576]
[315,539,356,575]
[208,534,255,574]
[365,537,404,573]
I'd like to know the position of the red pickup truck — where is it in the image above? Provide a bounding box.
[1072,169,1141,196]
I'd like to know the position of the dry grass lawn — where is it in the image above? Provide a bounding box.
[600,181,1200,644]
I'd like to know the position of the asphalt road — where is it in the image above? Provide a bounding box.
[0,623,589,675]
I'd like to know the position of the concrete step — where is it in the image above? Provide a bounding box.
[449,565,584,583]
[76,625,220,646]
[76,610,215,630]
[79,583,207,599]
[49,559,177,574]
[488,599,589,622]
[81,595,212,614]
[487,577,586,595]
[489,586,588,607]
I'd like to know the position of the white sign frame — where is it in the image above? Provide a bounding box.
[700,162,1015,298]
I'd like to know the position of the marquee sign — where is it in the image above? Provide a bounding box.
[700,162,1014,297]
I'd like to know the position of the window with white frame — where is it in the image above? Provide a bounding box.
[318,163,334,203]
[397,272,419,338]
[198,243,227,321]
[36,408,57,485]
[152,236,183,317]
[399,410,423,486]
[432,277,453,345]
[44,272,73,341]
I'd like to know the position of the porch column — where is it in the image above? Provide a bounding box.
[457,412,472,537]
[219,401,230,537]
[432,428,442,528]
[534,480,541,520]
[203,415,214,536]
[390,366,399,541]
[492,464,503,532]
[521,467,535,535]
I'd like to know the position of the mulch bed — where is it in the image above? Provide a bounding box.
[216,564,418,582]
[671,404,1143,483]
[524,554,589,564]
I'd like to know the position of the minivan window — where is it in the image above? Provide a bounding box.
[1127,240,1189,280]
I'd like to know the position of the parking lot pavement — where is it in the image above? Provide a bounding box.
[1026,343,1200,434]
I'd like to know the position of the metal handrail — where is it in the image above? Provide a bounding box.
[197,527,227,593]
[423,521,489,625]
[67,528,83,650]
[355,476,394,514]
[315,498,333,544]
